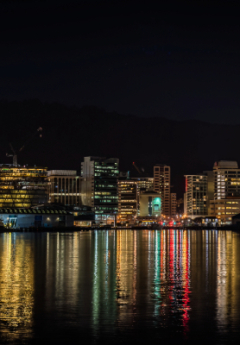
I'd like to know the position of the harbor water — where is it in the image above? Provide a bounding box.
[0,230,240,344]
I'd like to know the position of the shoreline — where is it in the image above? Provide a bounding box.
[1,225,240,233]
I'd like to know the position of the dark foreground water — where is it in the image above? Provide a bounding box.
[0,230,240,344]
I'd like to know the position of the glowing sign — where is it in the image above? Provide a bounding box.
[152,197,161,215]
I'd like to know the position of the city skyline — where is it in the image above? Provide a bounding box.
[2,156,240,227]
[1,100,240,199]
[2,1,240,345]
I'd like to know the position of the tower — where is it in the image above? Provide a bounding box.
[153,165,171,217]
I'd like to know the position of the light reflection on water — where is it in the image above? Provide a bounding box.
[0,233,34,343]
[0,230,240,344]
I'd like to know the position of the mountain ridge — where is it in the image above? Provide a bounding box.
[0,99,239,197]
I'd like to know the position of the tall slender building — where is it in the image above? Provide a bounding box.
[81,157,119,224]
[184,174,208,217]
[153,165,171,216]
[118,180,138,222]
[170,193,177,217]
[184,171,214,218]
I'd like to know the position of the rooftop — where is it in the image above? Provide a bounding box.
[140,190,160,195]
[47,170,77,176]
[214,161,238,169]
[0,208,70,215]
[0,165,47,170]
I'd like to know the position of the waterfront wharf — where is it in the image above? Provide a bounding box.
[1,225,240,233]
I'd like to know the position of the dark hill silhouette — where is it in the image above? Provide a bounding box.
[0,99,239,197]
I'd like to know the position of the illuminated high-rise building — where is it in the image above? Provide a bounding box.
[213,161,240,200]
[118,180,138,222]
[132,177,154,191]
[184,175,208,217]
[184,172,214,218]
[131,177,154,214]
[153,165,170,216]
[208,161,240,224]
[81,157,119,224]
[0,165,48,208]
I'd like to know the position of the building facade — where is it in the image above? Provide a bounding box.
[213,161,240,200]
[170,193,177,217]
[184,174,208,217]
[47,170,81,206]
[139,190,161,217]
[118,180,138,222]
[132,177,154,191]
[81,156,119,223]
[184,172,214,218]
[205,161,240,224]
[210,197,240,224]
[131,177,154,215]
[0,165,48,208]
[153,165,171,216]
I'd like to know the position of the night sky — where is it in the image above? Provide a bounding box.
[1,0,240,123]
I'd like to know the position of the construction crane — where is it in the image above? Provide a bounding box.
[133,162,142,175]
[6,127,42,167]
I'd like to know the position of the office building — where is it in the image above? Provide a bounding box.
[81,156,119,224]
[210,197,240,225]
[47,170,81,206]
[0,165,48,208]
[185,175,208,217]
[118,180,138,222]
[213,161,240,199]
[131,177,154,214]
[153,165,171,216]
[207,161,240,224]
[184,172,214,218]
[132,177,154,191]
[170,193,177,217]
[139,190,161,217]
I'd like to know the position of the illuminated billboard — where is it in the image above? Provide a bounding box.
[152,197,161,216]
